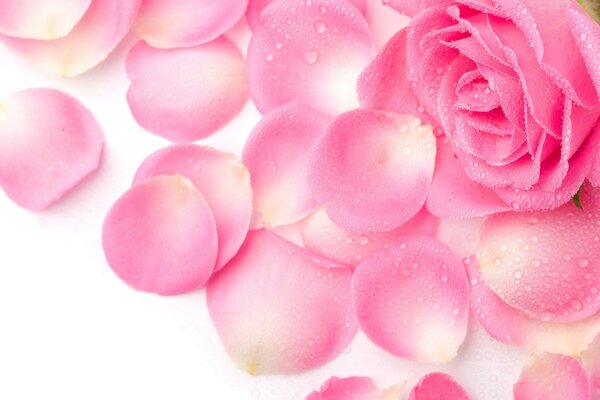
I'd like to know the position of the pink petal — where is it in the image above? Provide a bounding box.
[426,139,510,218]
[0,0,91,40]
[467,258,600,356]
[582,335,600,395]
[0,88,103,211]
[384,0,451,17]
[408,373,469,400]
[476,186,600,322]
[134,0,248,49]
[353,236,470,364]
[568,3,600,100]
[513,354,591,400]
[242,102,331,228]
[308,109,436,233]
[206,229,357,374]
[246,0,373,115]
[133,144,252,271]
[126,38,248,142]
[102,175,218,295]
[306,376,379,400]
[0,0,140,77]
[300,207,438,268]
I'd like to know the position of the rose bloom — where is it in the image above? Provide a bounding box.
[363,0,600,212]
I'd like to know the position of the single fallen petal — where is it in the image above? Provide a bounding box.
[300,207,438,268]
[408,373,469,400]
[308,109,436,233]
[0,0,141,77]
[102,175,218,295]
[206,229,356,374]
[134,0,248,49]
[582,334,600,395]
[0,88,103,211]
[133,144,252,270]
[242,102,331,228]
[246,0,373,115]
[126,38,247,142]
[513,353,591,400]
[476,186,600,323]
[353,236,469,364]
[0,0,91,40]
[306,376,379,400]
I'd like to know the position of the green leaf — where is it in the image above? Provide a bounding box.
[573,184,584,210]
[578,0,600,25]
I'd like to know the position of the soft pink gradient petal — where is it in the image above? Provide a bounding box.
[206,229,357,374]
[467,258,600,356]
[353,236,469,364]
[0,0,140,77]
[0,88,103,211]
[126,38,247,142]
[133,144,252,271]
[582,335,600,396]
[300,207,438,268]
[308,109,436,233]
[408,373,469,400]
[0,0,91,40]
[134,0,248,48]
[385,0,451,17]
[242,102,331,228]
[246,0,373,115]
[102,175,218,295]
[568,3,600,100]
[306,376,379,400]
[476,186,600,323]
[513,354,591,400]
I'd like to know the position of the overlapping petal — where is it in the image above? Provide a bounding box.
[568,2,600,100]
[206,229,356,374]
[353,236,469,364]
[0,88,103,210]
[246,0,373,115]
[242,102,331,228]
[0,0,141,77]
[408,373,469,400]
[308,109,436,233]
[133,145,252,270]
[126,38,247,142]
[134,0,248,49]
[102,175,218,295]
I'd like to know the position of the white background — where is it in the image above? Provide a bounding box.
[0,6,529,399]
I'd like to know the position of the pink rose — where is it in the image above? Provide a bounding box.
[360,0,600,214]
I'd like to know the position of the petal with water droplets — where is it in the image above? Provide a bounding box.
[568,3,600,100]
[207,229,357,374]
[408,373,469,400]
[306,376,379,400]
[102,175,218,295]
[353,236,469,364]
[246,0,373,115]
[243,102,331,228]
[582,335,600,396]
[0,88,103,211]
[384,0,451,17]
[126,38,247,142]
[308,109,436,233]
[133,144,252,270]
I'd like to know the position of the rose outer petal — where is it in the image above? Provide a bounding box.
[0,0,91,40]
[353,236,470,364]
[308,109,436,233]
[133,144,252,271]
[0,88,103,211]
[102,175,218,295]
[126,38,248,143]
[206,229,357,374]
[568,2,600,100]
[408,373,469,400]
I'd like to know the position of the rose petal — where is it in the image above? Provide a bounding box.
[242,102,331,228]
[134,0,248,49]
[308,109,436,233]
[568,2,600,100]
[133,144,252,270]
[126,38,247,142]
[102,175,218,295]
[246,0,373,115]
[0,0,140,77]
[582,334,600,395]
[384,0,451,17]
[476,186,600,322]
[306,376,379,400]
[206,229,357,374]
[353,236,470,364]
[513,354,591,400]
[0,0,91,40]
[467,258,600,356]
[0,88,103,211]
[300,207,438,268]
[408,373,469,400]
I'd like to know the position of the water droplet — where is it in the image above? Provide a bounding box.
[265,53,273,62]
[304,50,318,65]
[314,21,327,33]
[578,258,589,268]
